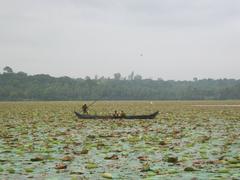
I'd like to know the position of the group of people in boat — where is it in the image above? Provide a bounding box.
[112,110,126,118]
[82,104,126,118]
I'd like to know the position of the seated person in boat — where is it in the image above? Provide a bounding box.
[113,110,119,118]
[82,104,88,114]
[119,110,126,118]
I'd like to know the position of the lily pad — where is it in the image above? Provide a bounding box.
[30,156,44,162]
[184,167,196,171]
[166,156,178,163]
[80,149,89,154]
[7,168,15,174]
[25,168,34,173]
[70,171,84,175]
[55,163,67,169]
[61,156,74,161]
[104,154,119,160]
[102,172,113,179]
[85,163,98,169]
[218,168,230,173]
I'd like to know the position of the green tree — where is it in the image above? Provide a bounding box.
[3,66,13,73]
[113,73,121,80]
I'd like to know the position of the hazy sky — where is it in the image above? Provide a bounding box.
[0,0,240,80]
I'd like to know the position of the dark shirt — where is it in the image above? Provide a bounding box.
[82,104,88,113]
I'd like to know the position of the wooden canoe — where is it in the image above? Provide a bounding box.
[74,111,159,120]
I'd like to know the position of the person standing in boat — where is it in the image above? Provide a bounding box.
[82,104,88,114]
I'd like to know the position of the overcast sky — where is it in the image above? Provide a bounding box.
[0,0,240,80]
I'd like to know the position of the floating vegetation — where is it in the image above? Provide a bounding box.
[0,101,240,179]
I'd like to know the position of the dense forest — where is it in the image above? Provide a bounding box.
[0,66,240,101]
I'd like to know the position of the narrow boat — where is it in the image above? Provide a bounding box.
[74,111,159,120]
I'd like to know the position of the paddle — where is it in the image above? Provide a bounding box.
[87,100,97,109]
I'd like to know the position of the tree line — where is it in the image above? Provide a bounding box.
[0,66,240,101]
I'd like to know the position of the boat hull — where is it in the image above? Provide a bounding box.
[74,111,159,120]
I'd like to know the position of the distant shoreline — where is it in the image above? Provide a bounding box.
[192,104,240,107]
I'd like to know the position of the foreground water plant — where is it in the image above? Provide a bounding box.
[0,101,240,179]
